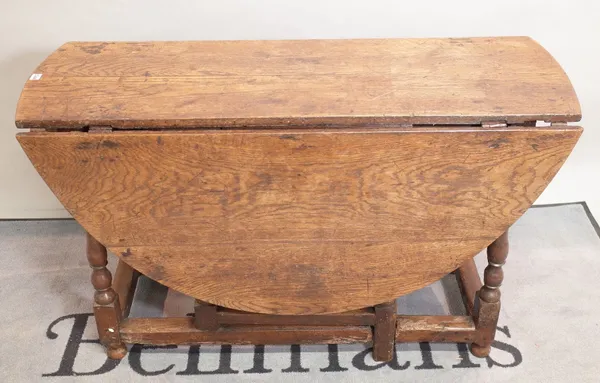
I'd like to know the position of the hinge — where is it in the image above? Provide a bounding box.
[88,126,113,133]
[481,120,507,128]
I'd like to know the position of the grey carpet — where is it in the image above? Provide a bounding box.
[1,203,599,382]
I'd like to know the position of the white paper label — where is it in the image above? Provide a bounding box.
[29,73,42,80]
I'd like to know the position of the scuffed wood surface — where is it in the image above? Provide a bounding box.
[112,259,140,317]
[373,301,397,361]
[16,37,580,129]
[120,317,372,345]
[17,126,581,314]
[396,315,478,343]
[457,258,483,316]
[216,307,375,326]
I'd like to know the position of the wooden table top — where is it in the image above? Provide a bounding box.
[18,126,582,313]
[16,37,580,130]
[16,37,583,313]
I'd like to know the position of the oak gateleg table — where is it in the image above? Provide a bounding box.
[15,37,582,361]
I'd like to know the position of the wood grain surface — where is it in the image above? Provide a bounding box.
[112,259,140,317]
[15,37,580,129]
[215,307,375,326]
[373,301,397,361]
[456,258,483,316]
[17,126,581,314]
[120,318,372,345]
[395,315,478,343]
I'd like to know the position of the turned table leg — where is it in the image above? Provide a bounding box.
[471,230,508,357]
[86,232,127,359]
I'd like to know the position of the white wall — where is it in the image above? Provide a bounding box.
[1,0,599,219]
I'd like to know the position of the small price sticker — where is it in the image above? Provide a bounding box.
[29,73,43,80]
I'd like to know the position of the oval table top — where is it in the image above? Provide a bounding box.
[17,126,582,314]
[15,37,583,314]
